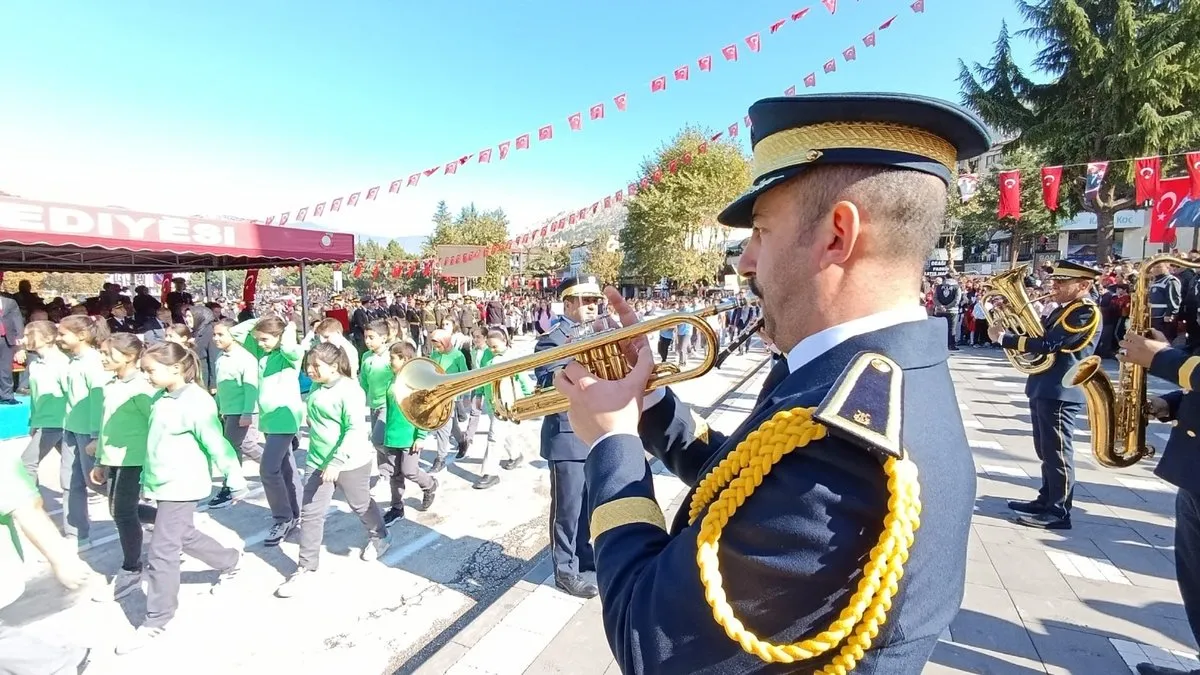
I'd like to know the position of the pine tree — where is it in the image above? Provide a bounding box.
[958,2,1200,261]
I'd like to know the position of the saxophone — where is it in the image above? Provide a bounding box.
[978,265,1055,375]
[1063,254,1198,468]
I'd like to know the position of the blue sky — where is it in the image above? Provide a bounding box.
[0,0,1037,242]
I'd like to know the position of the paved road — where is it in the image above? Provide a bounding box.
[0,332,771,675]
[415,346,1200,675]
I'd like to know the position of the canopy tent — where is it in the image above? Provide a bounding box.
[0,196,355,272]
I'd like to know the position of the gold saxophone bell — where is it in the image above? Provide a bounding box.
[395,297,755,431]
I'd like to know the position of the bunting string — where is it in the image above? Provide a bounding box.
[261,0,920,227]
[321,6,923,279]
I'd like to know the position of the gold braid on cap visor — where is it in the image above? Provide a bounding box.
[751,122,958,182]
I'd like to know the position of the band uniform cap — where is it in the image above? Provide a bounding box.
[1049,259,1101,281]
[559,276,603,300]
[717,93,994,228]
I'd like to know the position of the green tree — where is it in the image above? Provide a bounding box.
[0,272,47,295]
[620,126,751,285]
[959,5,1200,261]
[421,203,510,291]
[523,245,571,277]
[41,273,107,298]
[581,237,624,285]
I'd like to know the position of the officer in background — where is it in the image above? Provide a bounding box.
[553,93,990,672]
[1149,260,1182,342]
[533,276,604,599]
[1119,330,1200,675]
[989,260,1101,530]
[933,272,962,350]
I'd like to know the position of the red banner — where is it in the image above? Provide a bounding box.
[1187,151,1200,198]
[1134,156,1161,206]
[1041,166,1062,211]
[1150,176,1192,244]
[242,269,259,305]
[997,170,1021,219]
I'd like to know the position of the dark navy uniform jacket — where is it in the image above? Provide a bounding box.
[1149,274,1182,321]
[1149,347,1200,495]
[534,315,589,462]
[583,318,976,674]
[1000,299,1100,403]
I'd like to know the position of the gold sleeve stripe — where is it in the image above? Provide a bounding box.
[1016,335,1028,353]
[1179,356,1200,391]
[591,497,667,541]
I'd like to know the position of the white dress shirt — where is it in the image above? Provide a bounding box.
[589,305,930,450]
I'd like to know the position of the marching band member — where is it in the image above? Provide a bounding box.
[554,93,990,672]
[1118,331,1200,675]
[989,260,1101,530]
[535,276,604,599]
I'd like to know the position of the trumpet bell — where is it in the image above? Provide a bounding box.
[395,357,454,431]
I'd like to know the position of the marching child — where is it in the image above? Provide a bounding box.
[359,320,392,454]
[90,333,158,602]
[275,343,388,599]
[207,319,262,509]
[379,340,438,523]
[57,315,111,548]
[456,327,491,459]
[473,329,532,490]
[118,342,245,654]
[20,320,68,486]
[231,315,304,546]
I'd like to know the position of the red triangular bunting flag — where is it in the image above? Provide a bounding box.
[499,141,511,159]
[769,19,786,33]
[697,142,708,154]
[843,46,857,61]
[721,44,738,61]
[590,103,605,120]
[314,203,325,217]
[745,33,761,52]
[744,115,752,128]
[910,0,924,13]
[824,59,836,73]
[614,190,623,202]
[423,166,438,176]
[804,73,816,87]
[348,192,361,206]
[388,180,401,193]
[880,15,897,29]
[568,113,582,131]
[674,65,689,81]
[331,198,343,212]
[604,196,612,209]
[265,216,275,226]
[479,148,492,163]
[445,161,458,175]
[516,134,530,149]
[366,186,380,200]
[822,0,836,13]
[651,76,667,92]
[698,55,712,72]
[538,125,553,141]
[863,32,877,47]
[785,85,796,96]
[614,93,628,111]
[792,8,810,20]
[407,173,420,186]
[296,207,308,222]
[668,159,678,173]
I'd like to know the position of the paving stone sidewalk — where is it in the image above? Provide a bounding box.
[411,347,1199,675]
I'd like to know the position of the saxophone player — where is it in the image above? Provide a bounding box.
[988,260,1101,530]
[1118,330,1200,675]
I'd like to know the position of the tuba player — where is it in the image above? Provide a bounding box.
[553,93,990,673]
[988,260,1101,530]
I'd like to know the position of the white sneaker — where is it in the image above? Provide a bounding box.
[274,568,313,598]
[91,568,141,602]
[114,625,165,655]
[361,536,390,562]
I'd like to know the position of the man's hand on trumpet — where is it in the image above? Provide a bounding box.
[554,286,656,447]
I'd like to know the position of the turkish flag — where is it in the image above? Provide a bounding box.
[423,166,439,176]
[668,159,678,173]
[499,141,511,159]
[407,173,420,186]
[728,123,738,138]
[863,32,877,47]
[479,148,492,163]
[391,263,401,278]
[697,142,708,154]
[445,161,458,175]
[651,76,667,92]
[824,59,836,73]
[784,85,796,96]
[372,262,382,279]
[314,203,326,218]
[628,182,638,195]
[744,115,752,128]
[1188,152,1200,196]
[1041,166,1062,211]
[242,269,259,305]
[843,46,857,61]
[997,170,1021,219]
[331,198,343,212]
[604,196,612,208]
[590,103,604,120]
[614,190,623,202]
[388,180,401,193]
[366,186,380,200]
[614,93,628,111]
[280,212,290,226]
[568,113,582,131]
[592,202,600,214]
[745,33,761,52]
[1135,156,1161,205]
[769,19,786,33]
[349,192,361,206]
[823,0,837,13]
[265,216,275,226]
[792,8,810,20]
[539,125,553,140]
[804,73,816,87]
[516,134,530,149]
[722,44,738,61]
[160,273,173,303]
[674,65,689,81]
[297,207,308,222]
[911,0,925,12]
[352,261,363,278]
[698,55,712,72]
[880,15,897,29]
[652,169,663,183]
[1150,177,1196,243]
[569,214,577,225]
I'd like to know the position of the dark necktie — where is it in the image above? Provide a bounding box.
[755,355,791,407]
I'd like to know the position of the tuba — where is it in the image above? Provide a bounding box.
[978,265,1055,375]
[395,297,754,431]
[1063,254,1198,468]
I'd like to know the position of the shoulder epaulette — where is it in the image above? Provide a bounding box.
[813,352,904,463]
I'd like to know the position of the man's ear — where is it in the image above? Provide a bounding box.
[819,200,862,268]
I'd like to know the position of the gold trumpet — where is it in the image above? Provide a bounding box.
[396,297,754,431]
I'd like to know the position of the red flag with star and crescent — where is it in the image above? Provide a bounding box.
[745,33,761,52]
[1151,176,1200,243]
[1188,151,1200,196]
[721,44,738,61]
[997,170,1021,219]
[1041,166,1062,211]
[1135,157,1161,206]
